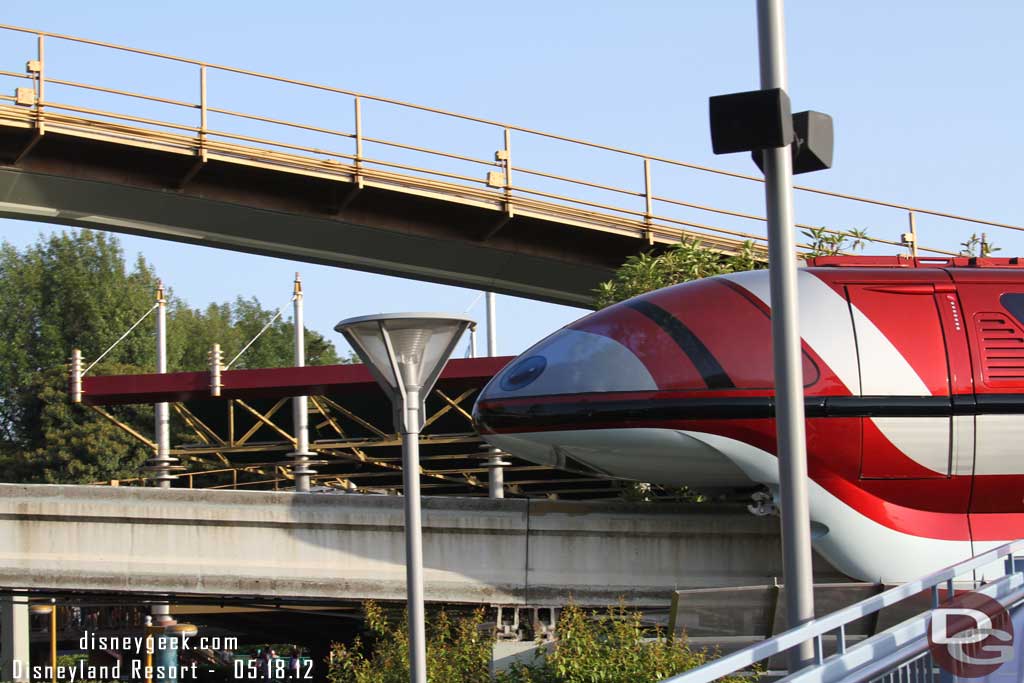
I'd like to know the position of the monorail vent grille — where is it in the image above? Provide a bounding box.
[976,312,1024,385]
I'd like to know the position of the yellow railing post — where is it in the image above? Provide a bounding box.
[228,399,235,447]
[35,34,44,117]
[643,158,654,245]
[503,128,513,217]
[354,96,363,182]
[198,64,208,162]
[906,211,918,257]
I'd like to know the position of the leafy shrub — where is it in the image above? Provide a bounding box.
[594,238,764,308]
[799,226,869,258]
[327,601,756,683]
[959,233,1000,257]
[497,602,754,683]
[327,601,490,683]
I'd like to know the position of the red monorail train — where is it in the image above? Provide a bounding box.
[473,256,1024,583]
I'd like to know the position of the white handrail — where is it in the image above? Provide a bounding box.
[781,575,1024,683]
[660,539,1024,683]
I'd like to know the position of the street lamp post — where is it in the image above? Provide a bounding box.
[334,313,474,683]
[756,0,816,669]
[709,1,830,670]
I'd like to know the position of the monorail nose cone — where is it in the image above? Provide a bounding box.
[473,326,658,438]
[477,328,656,403]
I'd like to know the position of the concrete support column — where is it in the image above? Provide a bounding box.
[1,592,29,683]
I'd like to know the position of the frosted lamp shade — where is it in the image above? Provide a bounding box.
[335,313,475,396]
[340,321,400,391]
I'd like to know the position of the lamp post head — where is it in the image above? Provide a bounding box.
[335,313,474,432]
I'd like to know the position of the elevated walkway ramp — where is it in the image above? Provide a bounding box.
[1,24,1018,309]
[660,540,1024,683]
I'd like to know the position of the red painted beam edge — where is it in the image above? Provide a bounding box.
[80,356,514,406]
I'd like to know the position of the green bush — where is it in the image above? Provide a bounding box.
[327,601,756,683]
[327,601,491,683]
[594,238,764,308]
[497,603,754,683]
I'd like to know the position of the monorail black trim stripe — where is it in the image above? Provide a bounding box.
[626,300,735,389]
[475,394,1024,430]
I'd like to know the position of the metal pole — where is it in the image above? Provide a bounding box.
[291,273,312,493]
[150,602,174,627]
[70,349,83,403]
[2,593,29,683]
[198,65,208,163]
[155,282,171,489]
[908,211,919,257]
[469,325,477,358]
[643,158,654,244]
[486,448,508,499]
[144,616,155,683]
[36,35,44,119]
[49,600,56,683]
[401,388,427,683]
[486,292,497,356]
[756,0,815,670]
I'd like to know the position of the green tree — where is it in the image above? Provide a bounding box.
[7,364,154,484]
[171,297,338,372]
[0,229,339,484]
[594,228,873,309]
[328,602,490,683]
[499,602,754,683]
[326,601,754,683]
[0,231,157,454]
[594,239,765,308]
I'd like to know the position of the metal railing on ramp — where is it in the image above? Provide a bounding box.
[659,539,1024,683]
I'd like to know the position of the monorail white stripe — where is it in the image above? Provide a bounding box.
[720,270,862,395]
[848,301,930,396]
[683,430,974,583]
[721,270,933,396]
[870,417,950,475]
[975,415,1024,475]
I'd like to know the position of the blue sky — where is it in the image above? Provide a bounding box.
[0,1,1021,361]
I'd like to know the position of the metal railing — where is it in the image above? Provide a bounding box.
[0,23,1021,259]
[660,539,1024,683]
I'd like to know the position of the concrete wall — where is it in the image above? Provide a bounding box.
[0,484,843,605]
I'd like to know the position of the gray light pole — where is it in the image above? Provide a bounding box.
[482,446,509,499]
[486,292,497,356]
[290,273,314,492]
[757,0,816,669]
[335,313,473,683]
[143,282,181,484]
[154,281,172,488]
